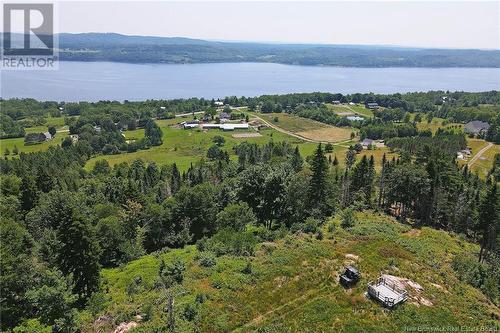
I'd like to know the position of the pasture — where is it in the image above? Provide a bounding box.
[86,121,319,171]
[256,112,355,143]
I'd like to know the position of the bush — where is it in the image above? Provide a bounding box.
[202,229,257,256]
[340,208,356,229]
[291,217,320,234]
[452,255,499,305]
[183,302,198,321]
[158,257,186,287]
[197,251,217,267]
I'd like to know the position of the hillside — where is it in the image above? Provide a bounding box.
[80,212,499,332]
[6,33,498,67]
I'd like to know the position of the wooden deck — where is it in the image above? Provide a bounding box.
[368,277,408,308]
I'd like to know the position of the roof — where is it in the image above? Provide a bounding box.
[347,116,364,121]
[464,120,490,134]
[362,138,374,145]
[366,102,378,106]
[220,112,230,119]
[346,265,359,275]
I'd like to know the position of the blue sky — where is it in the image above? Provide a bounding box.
[59,1,500,49]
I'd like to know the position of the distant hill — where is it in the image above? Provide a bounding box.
[5,33,500,67]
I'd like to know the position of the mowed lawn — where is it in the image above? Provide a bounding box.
[0,116,69,156]
[257,112,355,143]
[469,143,499,178]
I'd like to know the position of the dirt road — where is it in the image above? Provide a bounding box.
[468,142,493,167]
[252,114,352,146]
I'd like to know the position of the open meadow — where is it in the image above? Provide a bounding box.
[256,112,355,143]
[83,212,499,332]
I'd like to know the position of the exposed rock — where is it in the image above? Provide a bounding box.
[419,297,433,306]
[381,274,423,292]
[345,254,359,261]
[113,321,138,333]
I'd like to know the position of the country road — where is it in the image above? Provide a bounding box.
[468,142,493,167]
[252,114,352,146]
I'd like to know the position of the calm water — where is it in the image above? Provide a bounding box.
[2,62,499,101]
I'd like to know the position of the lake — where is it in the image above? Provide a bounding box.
[2,62,499,101]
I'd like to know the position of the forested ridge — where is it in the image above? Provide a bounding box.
[0,91,499,332]
[5,33,500,67]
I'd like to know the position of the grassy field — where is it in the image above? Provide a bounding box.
[258,113,328,132]
[0,116,69,156]
[80,212,499,333]
[256,113,355,143]
[87,122,319,171]
[415,117,463,134]
[470,143,500,177]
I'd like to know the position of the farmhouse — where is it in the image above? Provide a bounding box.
[463,121,490,135]
[361,138,374,149]
[214,101,224,107]
[332,100,341,105]
[365,102,379,109]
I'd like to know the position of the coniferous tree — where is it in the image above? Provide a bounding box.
[307,144,328,215]
[56,209,100,303]
[479,183,498,263]
[291,146,303,172]
[20,176,38,212]
[144,119,163,146]
[171,163,181,194]
[345,148,356,170]
[332,155,339,166]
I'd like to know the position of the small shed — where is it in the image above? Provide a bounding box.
[340,266,361,287]
[365,102,379,109]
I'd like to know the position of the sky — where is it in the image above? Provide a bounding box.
[55,1,500,49]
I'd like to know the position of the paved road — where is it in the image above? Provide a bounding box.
[468,142,493,167]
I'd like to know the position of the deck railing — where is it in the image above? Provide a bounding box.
[367,277,408,307]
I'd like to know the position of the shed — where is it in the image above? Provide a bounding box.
[340,266,361,287]
[365,102,379,109]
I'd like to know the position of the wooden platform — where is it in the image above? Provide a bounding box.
[368,277,408,308]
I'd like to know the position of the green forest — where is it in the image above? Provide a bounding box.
[5,33,499,67]
[0,91,499,332]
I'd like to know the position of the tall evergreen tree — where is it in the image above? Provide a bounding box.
[170,163,181,194]
[57,212,100,303]
[291,146,303,172]
[307,144,328,215]
[144,119,163,146]
[479,183,498,263]
[20,176,38,212]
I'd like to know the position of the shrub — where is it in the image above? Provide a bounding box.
[197,251,217,267]
[203,229,257,256]
[183,302,198,321]
[340,208,356,229]
[158,257,186,287]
